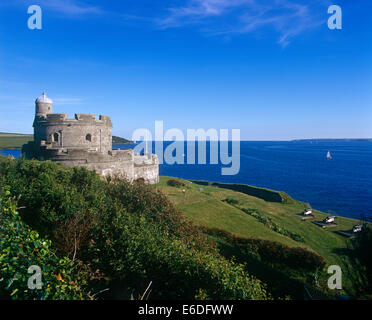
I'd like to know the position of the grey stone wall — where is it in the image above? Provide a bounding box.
[46,149,158,184]
[134,163,159,184]
[34,113,112,154]
[27,102,159,185]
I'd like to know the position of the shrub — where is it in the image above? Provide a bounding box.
[0,157,269,300]
[242,208,305,243]
[191,180,286,203]
[198,226,325,272]
[53,211,95,261]
[135,178,145,185]
[350,224,372,296]
[223,198,240,206]
[167,179,185,187]
[0,188,88,300]
[89,212,268,299]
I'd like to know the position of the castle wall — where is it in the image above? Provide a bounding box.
[39,148,134,166]
[134,163,159,184]
[35,148,158,184]
[28,95,159,185]
[34,113,112,154]
[133,154,160,184]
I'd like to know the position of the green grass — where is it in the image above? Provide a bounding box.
[0,133,33,149]
[156,176,367,298]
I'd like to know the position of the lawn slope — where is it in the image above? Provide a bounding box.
[156,176,365,298]
[0,133,33,149]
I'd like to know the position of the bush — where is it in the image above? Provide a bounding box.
[224,198,240,206]
[191,180,287,203]
[242,208,305,243]
[0,188,88,300]
[89,212,268,299]
[0,157,268,300]
[135,178,145,185]
[350,224,372,296]
[167,179,185,187]
[198,226,325,272]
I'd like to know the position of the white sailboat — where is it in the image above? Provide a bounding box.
[326,151,332,160]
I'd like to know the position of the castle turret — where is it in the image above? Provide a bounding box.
[33,91,53,146]
[35,91,53,117]
[23,91,159,184]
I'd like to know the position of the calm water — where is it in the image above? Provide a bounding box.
[2,140,372,220]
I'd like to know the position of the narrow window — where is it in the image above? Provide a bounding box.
[86,134,92,142]
[53,132,59,142]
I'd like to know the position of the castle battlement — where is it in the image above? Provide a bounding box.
[38,113,112,127]
[22,92,159,184]
[45,113,68,121]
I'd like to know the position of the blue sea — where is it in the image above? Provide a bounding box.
[2,140,372,221]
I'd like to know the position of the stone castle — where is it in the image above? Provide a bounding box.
[22,92,159,184]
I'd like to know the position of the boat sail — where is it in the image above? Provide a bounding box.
[326,151,332,160]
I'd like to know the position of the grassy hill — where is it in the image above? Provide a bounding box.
[0,133,132,149]
[0,133,33,149]
[155,176,367,298]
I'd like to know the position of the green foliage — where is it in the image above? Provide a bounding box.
[112,136,132,144]
[198,226,326,272]
[0,188,87,300]
[0,157,268,300]
[90,212,268,299]
[350,224,372,297]
[223,198,240,206]
[167,179,186,187]
[242,208,305,242]
[197,226,328,299]
[191,180,289,203]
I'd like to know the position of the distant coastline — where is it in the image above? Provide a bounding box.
[112,135,135,145]
[291,138,372,142]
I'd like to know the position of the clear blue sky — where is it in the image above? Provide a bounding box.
[0,0,371,140]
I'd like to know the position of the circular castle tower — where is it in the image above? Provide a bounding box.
[31,92,113,154]
[33,92,53,146]
[35,91,53,117]
[22,92,159,184]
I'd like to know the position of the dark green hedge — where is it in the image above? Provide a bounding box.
[167,179,185,187]
[0,189,88,300]
[191,180,294,203]
[198,226,326,272]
